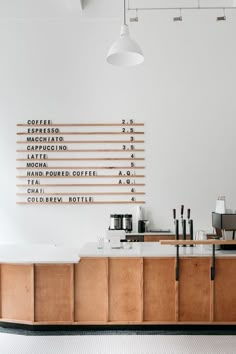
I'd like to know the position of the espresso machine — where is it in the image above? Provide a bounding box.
[212,212,236,249]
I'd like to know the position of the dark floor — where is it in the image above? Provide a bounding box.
[1,323,236,336]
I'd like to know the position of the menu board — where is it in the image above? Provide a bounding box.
[16,120,145,204]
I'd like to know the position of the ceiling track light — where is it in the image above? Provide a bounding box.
[173,9,182,22]
[173,16,182,22]
[217,8,226,21]
[127,4,236,15]
[106,0,144,67]
[130,17,139,22]
[217,15,226,21]
[130,9,139,22]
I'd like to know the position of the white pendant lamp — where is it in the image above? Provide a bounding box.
[107,0,144,67]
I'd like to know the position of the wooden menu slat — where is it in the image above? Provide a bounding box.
[17,132,144,135]
[16,140,144,144]
[16,175,146,179]
[17,158,145,161]
[16,166,145,170]
[17,123,145,127]
[16,149,144,152]
[17,183,145,187]
[16,201,146,205]
[16,192,146,196]
[16,147,145,153]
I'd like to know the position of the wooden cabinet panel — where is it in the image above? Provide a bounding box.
[143,258,175,321]
[144,235,175,242]
[109,258,143,322]
[74,258,108,322]
[34,264,73,323]
[214,258,236,322]
[1,256,236,326]
[0,264,34,322]
[179,257,211,322]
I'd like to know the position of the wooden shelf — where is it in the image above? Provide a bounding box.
[160,240,236,245]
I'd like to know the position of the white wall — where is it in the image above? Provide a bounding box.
[0,2,236,246]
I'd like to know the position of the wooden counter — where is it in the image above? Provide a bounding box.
[0,241,236,325]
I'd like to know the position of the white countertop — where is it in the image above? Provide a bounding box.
[0,244,80,264]
[1,242,235,263]
[79,242,236,258]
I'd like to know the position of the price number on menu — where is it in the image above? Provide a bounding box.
[118,178,136,185]
[122,127,134,133]
[122,145,135,150]
[122,119,134,125]
[131,188,135,201]
[119,170,134,177]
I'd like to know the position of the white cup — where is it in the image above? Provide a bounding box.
[195,230,207,252]
[123,242,132,250]
[195,230,207,241]
[97,237,104,249]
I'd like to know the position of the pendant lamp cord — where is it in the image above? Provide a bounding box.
[124,0,127,25]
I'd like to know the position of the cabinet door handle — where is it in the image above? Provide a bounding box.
[211,244,216,281]
[175,245,180,281]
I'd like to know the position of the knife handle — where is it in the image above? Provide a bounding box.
[181,205,184,217]
[182,219,186,245]
[175,219,179,240]
[173,209,176,220]
[187,208,191,219]
[189,220,193,241]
